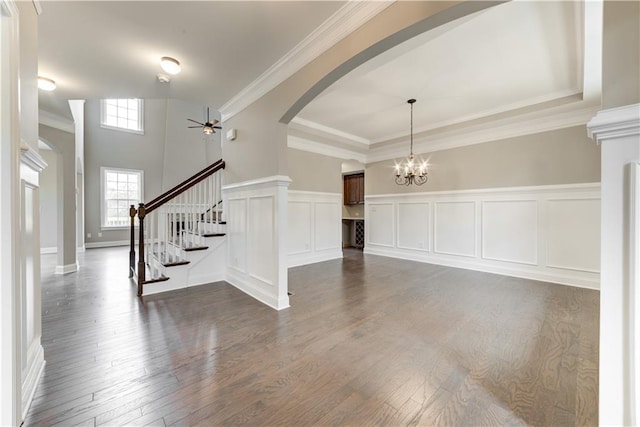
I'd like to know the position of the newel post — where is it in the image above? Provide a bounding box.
[137,203,146,296]
[129,204,137,278]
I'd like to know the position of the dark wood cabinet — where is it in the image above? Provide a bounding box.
[343,173,364,205]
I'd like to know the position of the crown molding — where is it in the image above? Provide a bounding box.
[220,1,394,123]
[32,0,42,15]
[366,103,600,163]
[587,103,640,144]
[39,109,74,133]
[288,101,601,165]
[288,135,366,164]
[291,117,370,146]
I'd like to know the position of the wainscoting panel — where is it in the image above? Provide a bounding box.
[434,201,476,257]
[248,196,274,285]
[315,202,341,252]
[227,198,247,272]
[365,183,601,289]
[397,202,430,251]
[367,203,394,247]
[482,200,538,265]
[288,191,342,267]
[288,201,312,255]
[547,198,600,273]
[223,176,291,310]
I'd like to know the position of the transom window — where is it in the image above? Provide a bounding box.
[100,167,143,229]
[100,99,144,134]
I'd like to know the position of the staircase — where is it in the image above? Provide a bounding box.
[129,160,226,296]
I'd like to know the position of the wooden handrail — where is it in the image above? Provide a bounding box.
[145,159,225,213]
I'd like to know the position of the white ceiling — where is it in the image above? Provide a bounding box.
[38,1,345,119]
[294,0,598,156]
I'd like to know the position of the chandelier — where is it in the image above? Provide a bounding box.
[395,99,428,186]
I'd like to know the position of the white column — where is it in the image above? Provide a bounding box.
[588,103,640,426]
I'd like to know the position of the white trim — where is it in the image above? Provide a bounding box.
[220,1,394,122]
[85,240,129,249]
[588,103,640,143]
[19,143,47,173]
[364,245,599,290]
[54,262,79,275]
[288,135,367,163]
[631,162,640,426]
[289,250,343,268]
[366,182,601,200]
[20,347,44,421]
[290,102,600,164]
[99,98,144,135]
[291,117,370,146]
[100,167,143,229]
[38,109,74,134]
[40,247,56,254]
[31,0,41,15]
[365,183,601,290]
[222,175,291,192]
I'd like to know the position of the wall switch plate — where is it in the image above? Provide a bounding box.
[87,233,91,238]
[98,232,102,238]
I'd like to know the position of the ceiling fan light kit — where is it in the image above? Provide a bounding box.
[187,107,222,136]
[395,98,428,186]
[160,56,181,75]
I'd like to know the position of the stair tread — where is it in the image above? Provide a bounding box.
[141,275,169,285]
[152,251,190,267]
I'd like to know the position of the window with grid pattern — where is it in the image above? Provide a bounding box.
[100,99,144,134]
[100,167,143,229]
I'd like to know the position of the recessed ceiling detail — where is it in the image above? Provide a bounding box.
[293,0,601,163]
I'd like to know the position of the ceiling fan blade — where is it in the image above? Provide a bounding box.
[188,126,202,128]
[210,118,219,126]
[213,126,222,129]
[187,118,205,125]
[207,107,210,122]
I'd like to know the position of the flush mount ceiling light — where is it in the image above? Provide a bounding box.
[394,99,428,186]
[160,56,181,75]
[37,76,56,91]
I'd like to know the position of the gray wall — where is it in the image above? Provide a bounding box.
[84,99,166,245]
[366,126,601,195]
[18,1,38,150]
[162,99,221,191]
[287,148,342,193]
[603,1,640,109]
[39,124,77,266]
[39,149,58,250]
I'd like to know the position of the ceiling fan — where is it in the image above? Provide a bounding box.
[188,107,221,135]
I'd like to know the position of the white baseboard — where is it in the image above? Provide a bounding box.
[85,240,129,249]
[289,249,343,268]
[364,246,600,290]
[21,345,45,421]
[77,246,86,253]
[226,268,290,311]
[55,262,79,275]
[40,247,56,254]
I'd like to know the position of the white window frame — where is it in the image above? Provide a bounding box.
[100,98,144,134]
[100,167,144,230]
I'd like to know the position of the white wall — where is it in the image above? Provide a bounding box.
[288,191,342,267]
[365,183,601,289]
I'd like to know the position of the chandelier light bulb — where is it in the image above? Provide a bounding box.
[160,56,181,75]
[38,76,56,91]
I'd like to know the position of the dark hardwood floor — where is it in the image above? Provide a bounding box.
[25,247,599,426]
